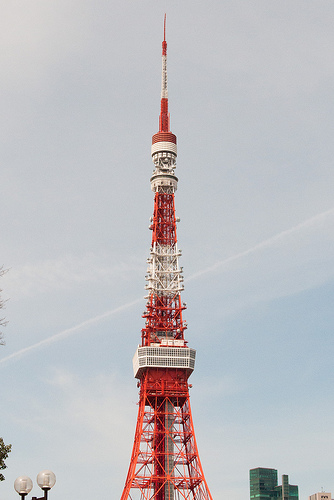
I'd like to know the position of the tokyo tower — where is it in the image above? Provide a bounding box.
[120,16,213,500]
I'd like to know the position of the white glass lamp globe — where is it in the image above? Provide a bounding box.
[14,476,33,495]
[36,470,56,491]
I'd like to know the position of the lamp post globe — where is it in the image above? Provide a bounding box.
[14,476,33,497]
[36,470,56,491]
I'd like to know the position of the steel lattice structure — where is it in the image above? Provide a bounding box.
[120,16,213,500]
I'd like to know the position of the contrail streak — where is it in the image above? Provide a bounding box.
[0,298,142,366]
[187,206,334,281]
[1,207,333,367]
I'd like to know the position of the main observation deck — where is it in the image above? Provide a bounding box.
[133,343,196,379]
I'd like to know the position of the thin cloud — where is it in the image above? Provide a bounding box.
[1,207,333,367]
[4,253,142,298]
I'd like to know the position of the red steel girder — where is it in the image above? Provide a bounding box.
[142,294,186,346]
[120,370,213,500]
[151,193,177,247]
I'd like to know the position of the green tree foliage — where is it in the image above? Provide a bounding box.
[0,438,12,481]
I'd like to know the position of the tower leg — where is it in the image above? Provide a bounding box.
[120,374,213,500]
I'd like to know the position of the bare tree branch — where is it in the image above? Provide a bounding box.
[0,267,8,346]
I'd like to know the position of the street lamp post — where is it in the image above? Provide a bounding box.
[14,470,56,500]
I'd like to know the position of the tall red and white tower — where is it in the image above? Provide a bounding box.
[120,16,213,500]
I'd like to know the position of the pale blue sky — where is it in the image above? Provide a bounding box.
[1,1,334,499]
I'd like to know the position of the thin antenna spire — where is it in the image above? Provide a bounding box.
[160,13,169,131]
[164,13,166,42]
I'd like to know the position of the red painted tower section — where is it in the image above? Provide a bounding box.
[120,16,213,500]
